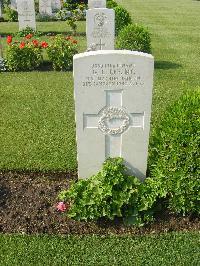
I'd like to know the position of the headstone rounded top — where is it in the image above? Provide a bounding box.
[74,50,154,60]
[88,0,106,9]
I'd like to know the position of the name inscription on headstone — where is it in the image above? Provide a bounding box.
[82,63,144,87]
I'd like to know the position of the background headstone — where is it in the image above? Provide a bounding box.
[74,51,154,180]
[51,0,61,12]
[0,1,2,18]
[10,0,18,10]
[39,0,52,15]
[86,8,115,50]
[17,0,36,30]
[88,0,106,9]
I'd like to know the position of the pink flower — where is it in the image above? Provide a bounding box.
[57,202,68,212]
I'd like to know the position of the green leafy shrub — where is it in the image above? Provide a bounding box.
[16,27,42,37]
[4,6,18,22]
[116,24,151,54]
[6,35,44,71]
[59,158,160,225]
[114,6,132,35]
[150,90,200,215]
[107,0,118,8]
[0,58,7,72]
[47,35,78,71]
[63,0,87,11]
[36,13,57,22]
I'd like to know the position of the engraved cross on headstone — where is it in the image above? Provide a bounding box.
[96,39,106,50]
[83,90,144,158]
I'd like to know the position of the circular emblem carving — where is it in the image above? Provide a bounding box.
[98,107,130,135]
[94,13,107,27]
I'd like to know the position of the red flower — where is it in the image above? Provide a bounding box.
[72,39,78,44]
[7,35,12,44]
[66,36,71,41]
[26,33,33,39]
[19,42,25,49]
[32,39,39,47]
[41,41,48,48]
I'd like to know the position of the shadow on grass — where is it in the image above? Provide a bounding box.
[36,60,73,72]
[155,60,182,70]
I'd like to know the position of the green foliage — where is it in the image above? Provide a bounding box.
[0,58,6,72]
[63,0,87,11]
[114,6,132,35]
[150,90,200,215]
[59,158,158,225]
[6,39,43,71]
[107,0,118,8]
[116,23,152,54]
[55,10,80,34]
[47,35,78,71]
[36,13,57,22]
[4,6,18,22]
[16,27,42,37]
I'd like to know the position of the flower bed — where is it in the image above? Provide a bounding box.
[4,33,78,72]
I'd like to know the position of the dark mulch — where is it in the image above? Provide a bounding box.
[0,171,199,235]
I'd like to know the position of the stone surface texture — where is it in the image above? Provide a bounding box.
[73,50,154,180]
[39,0,52,15]
[86,8,115,51]
[10,0,17,10]
[88,0,106,9]
[17,0,36,30]
[51,0,61,11]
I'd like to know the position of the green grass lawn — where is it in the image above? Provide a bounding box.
[0,0,200,171]
[0,232,199,265]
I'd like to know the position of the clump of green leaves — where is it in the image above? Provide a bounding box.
[4,6,18,22]
[47,35,78,71]
[59,158,159,225]
[116,24,152,54]
[149,89,200,215]
[0,58,7,72]
[107,0,118,8]
[16,27,43,37]
[114,6,132,35]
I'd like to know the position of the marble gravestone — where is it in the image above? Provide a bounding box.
[17,0,36,30]
[39,0,52,15]
[86,8,115,50]
[51,0,61,11]
[73,50,154,180]
[10,0,17,10]
[88,0,106,9]
[0,1,2,18]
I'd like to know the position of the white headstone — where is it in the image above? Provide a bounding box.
[39,0,52,15]
[0,1,2,17]
[88,0,106,9]
[11,0,17,10]
[86,8,115,51]
[17,0,36,30]
[51,0,61,11]
[73,50,154,180]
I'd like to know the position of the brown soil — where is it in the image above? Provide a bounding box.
[0,171,199,235]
